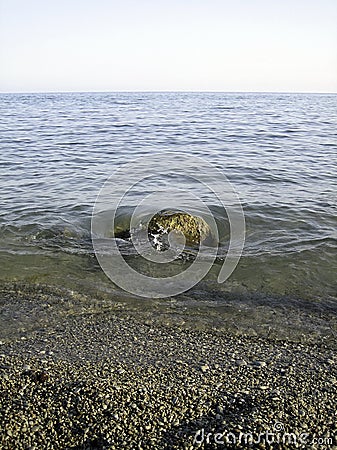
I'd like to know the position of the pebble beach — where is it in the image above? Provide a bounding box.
[0,284,336,449]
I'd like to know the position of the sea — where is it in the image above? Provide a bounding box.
[1,92,336,341]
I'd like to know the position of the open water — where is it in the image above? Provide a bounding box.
[1,92,336,339]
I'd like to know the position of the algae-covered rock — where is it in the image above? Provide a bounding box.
[148,212,211,245]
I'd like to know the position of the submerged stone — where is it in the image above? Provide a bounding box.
[148,212,211,245]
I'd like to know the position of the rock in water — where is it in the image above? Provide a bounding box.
[148,212,211,245]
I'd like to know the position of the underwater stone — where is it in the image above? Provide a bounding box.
[148,212,211,245]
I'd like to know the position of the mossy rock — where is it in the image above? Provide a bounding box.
[148,212,211,245]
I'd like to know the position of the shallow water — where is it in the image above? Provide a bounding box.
[0,92,336,335]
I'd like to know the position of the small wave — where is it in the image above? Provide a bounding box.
[0,222,92,256]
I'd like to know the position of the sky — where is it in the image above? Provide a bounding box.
[0,0,337,93]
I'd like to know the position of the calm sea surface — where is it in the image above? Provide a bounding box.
[0,92,336,337]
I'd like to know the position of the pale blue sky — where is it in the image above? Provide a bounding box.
[1,0,336,92]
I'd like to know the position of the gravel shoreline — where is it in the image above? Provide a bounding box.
[0,286,336,449]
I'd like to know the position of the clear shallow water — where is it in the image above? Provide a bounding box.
[0,92,336,329]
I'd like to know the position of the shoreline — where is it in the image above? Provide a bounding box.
[1,284,336,449]
[1,282,336,345]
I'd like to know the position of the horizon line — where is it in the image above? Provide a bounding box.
[1,89,336,95]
